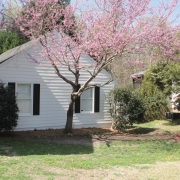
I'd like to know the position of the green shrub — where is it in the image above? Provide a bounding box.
[107,87,145,130]
[0,84,19,131]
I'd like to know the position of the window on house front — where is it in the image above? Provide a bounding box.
[17,84,32,114]
[81,88,94,112]
[8,82,40,116]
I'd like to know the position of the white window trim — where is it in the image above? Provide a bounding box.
[80,87,94,114]
[16,83,33,117]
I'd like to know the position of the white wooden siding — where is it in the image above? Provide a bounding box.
[0,46,114,131]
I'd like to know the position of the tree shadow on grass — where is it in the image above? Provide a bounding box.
[125,126,157,134]
[0,139,94,156]
[0,131,94,156]
[162,119,180,126]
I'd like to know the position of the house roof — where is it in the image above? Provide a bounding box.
[131,71,145,79]
[0,40,35,64]
[0,40,117,86]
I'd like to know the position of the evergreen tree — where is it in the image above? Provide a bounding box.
[0,31,28,54]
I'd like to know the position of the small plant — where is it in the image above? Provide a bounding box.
[107,87,145,130]
[0,83,19,131]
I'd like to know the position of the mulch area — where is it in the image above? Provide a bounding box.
[0,127,178,145]
[0,128,114,138]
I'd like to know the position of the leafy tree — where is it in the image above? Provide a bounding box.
[162,62,180,95]
[138,82,169,121]
[140,62,180,117]
[11,0,180,133]
[142,62,180,96]
[0,83,19,131]
[137,64,174,121]
[0,30,28,54]
[0,1,28,54]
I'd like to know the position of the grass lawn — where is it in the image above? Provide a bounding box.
[1,120,180,180]
[130,119,180,133]
[1,140,180,179]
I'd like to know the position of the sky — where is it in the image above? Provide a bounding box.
[1,0,180,25]
[71,0,180,8]
[150,0,180,23]
[71,0,180,25]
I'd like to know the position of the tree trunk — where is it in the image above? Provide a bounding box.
[63,98,74,134]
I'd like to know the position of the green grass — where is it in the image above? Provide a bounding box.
[126,120,180,134]
[1,139,180,179]
[1,120,180,179]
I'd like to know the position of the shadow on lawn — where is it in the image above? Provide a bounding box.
[163,119,180,126]
[0,132,94,156]
[126,126,157,134]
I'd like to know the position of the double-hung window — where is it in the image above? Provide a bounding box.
[81,88,94,113]
[75,85,100,113]
[17,84,32,115]
[8,82,40,116]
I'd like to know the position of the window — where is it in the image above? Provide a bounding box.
[8,83,40,116]
[75,85,100,113]
[17,84,32,115]
[81,88,94,112]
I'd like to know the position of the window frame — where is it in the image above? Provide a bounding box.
[80,87,94,114]
[16,83,33,116]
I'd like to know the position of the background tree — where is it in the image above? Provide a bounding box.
[142,62,180,96]
[18,0,72,37]
[137,80,169,121]
[138,61,180,118]
[0,31,28,54]
[0,0,22,31]
[108,55,149,87]
[0,0,71,54]
[0,0,28,54]
[9,0,180,133]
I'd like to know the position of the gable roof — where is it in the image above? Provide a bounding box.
[0,40,117,85]
[0,40,35,64]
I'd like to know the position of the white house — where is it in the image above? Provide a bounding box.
[0,41,115,131]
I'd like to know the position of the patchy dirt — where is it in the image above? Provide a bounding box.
[0,127,178,145]
[32,161,180,180]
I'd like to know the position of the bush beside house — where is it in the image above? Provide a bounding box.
[107,87,145,130]
[0,83,19,131]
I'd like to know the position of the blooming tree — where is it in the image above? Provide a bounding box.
[0,0,8,29]
[2,0,180,133]
[0,0,19,30]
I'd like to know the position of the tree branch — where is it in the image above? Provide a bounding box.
[53,63,76,88]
